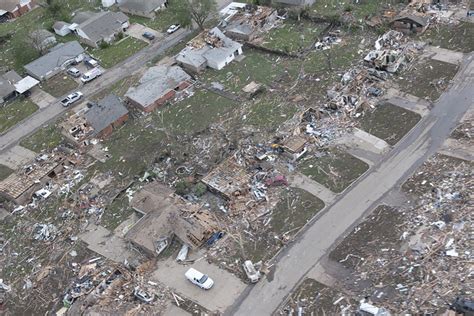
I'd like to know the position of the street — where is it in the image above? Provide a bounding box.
[0,28,192,152]
[227,53,474,315]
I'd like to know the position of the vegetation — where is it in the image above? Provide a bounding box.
[170,0,217,30]
[40,74,79,98]
[0,98,38,134]
[92,37,147,68]
[20,124,65,153]
[0,164,13,181]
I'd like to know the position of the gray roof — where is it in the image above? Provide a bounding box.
[0,71,21,98]
[393,15,428,27]
[85,94,128,135]
[78,11,129,43]
[119,0,166,13]
[24,41,84,79]
[177,27,242,68]
[126,66,191,108]
[71,11,97,24]
[0,0,21,12]
[53,21,71,30]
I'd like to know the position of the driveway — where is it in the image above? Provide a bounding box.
[151,256,246,313]
[126,23,163,44]
[228,53,474,315]
[29,87,56,109]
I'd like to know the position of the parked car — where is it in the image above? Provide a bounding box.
[84,57,99,68]
[81,67,102,83]
[61,91,83,107]
[185,268,214,290]
[142,32,155,40]
[67,67,81,78]
[167,24,180,34]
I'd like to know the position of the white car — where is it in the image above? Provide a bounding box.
[185,268,214,290]
[61,91,83,107]
[67,67,81,78]
[167,24,181,34]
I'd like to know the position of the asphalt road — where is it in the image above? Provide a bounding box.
[0,28,192,152]
[228,53,474,316]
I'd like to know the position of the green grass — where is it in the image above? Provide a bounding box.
[394,59,459,101]
[0,98,38,134]
[299,148,369,193]
[243,95,298,129]
[243,187,324,262]
[90,36,148,68]
[359,102,421,146]
[20,124,65,153]
[261,20,325,54]
[0,1,101,72]
[128,9,178,32]
[40,74,79,97]
[199,49,289,93]
[101,193,134,231]
[309,0,384,20]
[157,90,238,133]
[91,73,141,101]
[419,22,474,53]
[0,164,13,180]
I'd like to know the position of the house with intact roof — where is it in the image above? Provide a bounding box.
[72,11,129,48]
[176,27,243,73]
[119,0,167,18]
[24,41,85,81]
[125,65,193,112]
[0,70,39,104]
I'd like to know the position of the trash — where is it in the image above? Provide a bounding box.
[23,279,33,290]
[242,260,261,283]
[133,287,154,303]
[69,250,77,257]
[359,300,391,316]
[206,231,224,246]
[176,244,189,262]
[446,248,459,257]
[154,237,169,255]
[33,223,58,241]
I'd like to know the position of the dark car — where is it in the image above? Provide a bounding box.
[142,32,155,40]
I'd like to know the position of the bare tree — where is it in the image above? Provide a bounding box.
[170,0,217,30]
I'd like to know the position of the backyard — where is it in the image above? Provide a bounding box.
[40,74,79,98]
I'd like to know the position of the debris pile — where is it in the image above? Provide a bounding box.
[344,156,472,314]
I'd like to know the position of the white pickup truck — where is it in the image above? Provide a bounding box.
[61,91,83,107]
[81,67,102,83]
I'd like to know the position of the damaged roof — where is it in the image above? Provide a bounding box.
[392,15,428,27]
[201,157,251,200]
[125,65,191,108]
[84,94,128,136]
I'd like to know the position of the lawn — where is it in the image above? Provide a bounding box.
[128,9,178,32]
[0,1,101,72]
[309,0,383,20]
[394,59,459,101]
[298,148,369,193]
[419,22,474,53]
[90,36,148,68]
[261,20,325,54]
[243,95,298,130]
[199,49,290,93]
[0,98,38,134]
[90,73,141,101]
[243,187,325,262]
[19,123,65,153]
[156,89,238,133]
[0,164,13,180]
[40,74,79,97]
[358,102,421,146]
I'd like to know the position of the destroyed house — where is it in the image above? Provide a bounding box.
[221,5,280,42]
[0,156,69,204]
[391,15,428,33]
[61,94,129,144]
[126,182,219,256]
[176,27,243,73]
[84,94,129,138]
[125,65,192,112]
[201,157,251,200]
